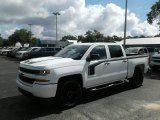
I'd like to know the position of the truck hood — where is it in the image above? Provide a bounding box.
[20,56,85,69]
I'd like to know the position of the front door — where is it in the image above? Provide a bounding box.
[86,45,108,88]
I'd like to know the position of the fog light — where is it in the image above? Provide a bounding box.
[35,79,49,82]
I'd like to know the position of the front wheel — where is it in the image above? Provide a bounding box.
[56,80,82,108]
[129,68,143,88]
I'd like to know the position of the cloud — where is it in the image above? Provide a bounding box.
[0,0,159,40]
[4,27,20,37]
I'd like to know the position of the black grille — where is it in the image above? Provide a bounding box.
[19,67,40,75]
[19,74,35,84]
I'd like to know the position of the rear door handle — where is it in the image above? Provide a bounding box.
[122,60,127,62]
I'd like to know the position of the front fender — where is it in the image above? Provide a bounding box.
[51,65,84,84]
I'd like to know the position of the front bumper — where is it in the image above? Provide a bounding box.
[150,61,160,66]
[16,78,57,98]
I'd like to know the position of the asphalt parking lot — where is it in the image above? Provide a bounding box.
[0,56,160,120]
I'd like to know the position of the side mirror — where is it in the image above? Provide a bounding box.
[86,54,100,62]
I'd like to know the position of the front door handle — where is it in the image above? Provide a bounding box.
[122,60,127,62]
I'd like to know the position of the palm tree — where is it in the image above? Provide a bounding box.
[147,0,160,24]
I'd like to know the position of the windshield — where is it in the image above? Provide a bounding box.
[25,47,33,51]
[54,45,90,60]
[126,48,138,54]
[32,48,41,52]
[20,47,29,51]
[24,47,38,51]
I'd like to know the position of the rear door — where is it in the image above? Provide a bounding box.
[103,45,127,82]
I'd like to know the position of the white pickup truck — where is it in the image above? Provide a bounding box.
[16,43,149,108]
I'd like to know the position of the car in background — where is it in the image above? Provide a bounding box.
[125,47,149,56]
[0,47,6,55]
[0,47,14,55]
[16,47,40,60]
[150,53,160,70]
[22,47,61,60]
[147,47,159,56]
[7,47,22,57]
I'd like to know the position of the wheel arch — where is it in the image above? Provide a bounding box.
[128,63,145,79]
[57,74,83,88]
[135,64,145,73]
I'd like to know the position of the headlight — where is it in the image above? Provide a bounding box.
[39,70,50,75]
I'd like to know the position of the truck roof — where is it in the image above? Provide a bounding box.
[73,42,121,46]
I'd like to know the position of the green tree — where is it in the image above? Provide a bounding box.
[147,1,160,24]
[2,39,10,47]
[84,30,96,42]
[112,35,123,41]
[0,34,3,47]
[103,36,114,42]
[61,35,77,41]
[0,40,3,47]
[80,30,105,43]
[76,30,122,43]
[8,29,32,46]
[30,37,38,47]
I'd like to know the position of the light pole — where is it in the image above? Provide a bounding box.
[28,24,33,47]
[158,13,160,35]
[53,12,60,43]
[123,0,128,49]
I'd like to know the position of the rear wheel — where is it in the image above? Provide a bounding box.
[129,68,143,88]
[56,80,82,108]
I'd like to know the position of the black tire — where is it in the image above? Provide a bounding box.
[56,80,82,108]
[129,67,143,88]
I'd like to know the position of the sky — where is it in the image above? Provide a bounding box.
[0,0,159,40]
[86,0,158,21]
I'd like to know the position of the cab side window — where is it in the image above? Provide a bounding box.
[108,45,123,58]
[90,45,107,60]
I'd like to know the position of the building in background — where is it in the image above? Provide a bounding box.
[118,37,160,48]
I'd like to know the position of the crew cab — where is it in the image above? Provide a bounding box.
[16,43,149,108]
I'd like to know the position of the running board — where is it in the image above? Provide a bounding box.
[89,80,127,91]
